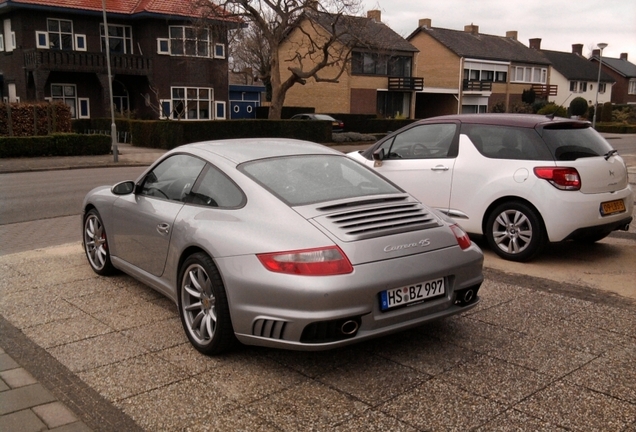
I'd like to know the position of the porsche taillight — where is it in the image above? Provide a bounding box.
[533,167,581,190]
[449,224,472,250]
[257,246,353,276]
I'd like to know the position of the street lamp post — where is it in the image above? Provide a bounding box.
[102,0,118,162]
[592,42,608,129]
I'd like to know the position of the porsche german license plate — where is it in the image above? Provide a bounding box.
[380,278,445,311]
[600,199,625,216]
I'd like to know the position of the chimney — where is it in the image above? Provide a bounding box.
[464,24,479,35]
[529,38,541,50]
[572,44,583,56]
[620,53,628,60]
[506,31,518,41]
[367,10,381,22]
[592,49,600,58]
[419,18,432,28]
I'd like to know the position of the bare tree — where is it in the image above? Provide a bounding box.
[199,0,364,119]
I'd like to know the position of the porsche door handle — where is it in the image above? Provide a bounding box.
[431,165,449,171]
[157,223,170,235]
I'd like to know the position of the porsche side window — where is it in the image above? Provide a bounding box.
[140,154,205,201]
[382,123,457,159]
[186,165,245,208]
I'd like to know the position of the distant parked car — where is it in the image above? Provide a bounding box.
[291,113,344,132]
[82,138,483,355]
[348,114,633,262]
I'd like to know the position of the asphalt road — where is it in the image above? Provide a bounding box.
[0,167,145,225]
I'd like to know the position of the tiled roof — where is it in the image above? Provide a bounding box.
[409,26,549,65]
[310,12,418,53]
[540,50,614,82]
[594,56,636,78]
[0,0,230,20]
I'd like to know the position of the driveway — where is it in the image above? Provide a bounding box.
[1,243,635,431]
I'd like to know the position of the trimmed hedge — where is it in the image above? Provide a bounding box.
[594,123,636,133]
[1,102,72,136]
[0,133,111,158]
[72,116,415,150]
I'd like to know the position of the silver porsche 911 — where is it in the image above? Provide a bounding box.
[82,139,483,354]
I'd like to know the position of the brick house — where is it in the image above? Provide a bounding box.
[534,42,614,108]
[0,0,234,120]
[280,10,422,119]
[590,52,636,105]
[406,19,552,117]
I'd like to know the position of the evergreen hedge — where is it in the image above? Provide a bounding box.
[0,133,111,158]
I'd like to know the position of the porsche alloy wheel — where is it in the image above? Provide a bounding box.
[178,253,236,355]
[83,209,115,276]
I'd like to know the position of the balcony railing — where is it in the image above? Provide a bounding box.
[388,77,424,91]
[463,80,492,92]
[23,49,152,75]
[531,84,558,97]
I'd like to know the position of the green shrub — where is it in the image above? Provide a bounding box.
[509,103,533,114]
[532,100,548,114]
[521,88,536,105]
[537,103,567,117]
[490,102,506,113]
[601,102,613,122]
[0,133,111,158]
[569,97,588,117]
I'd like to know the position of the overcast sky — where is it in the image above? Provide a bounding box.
[361,0,636,62]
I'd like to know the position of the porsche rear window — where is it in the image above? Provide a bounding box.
[240,155,400,205]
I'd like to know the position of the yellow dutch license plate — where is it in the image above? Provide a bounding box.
[600,199,625,216]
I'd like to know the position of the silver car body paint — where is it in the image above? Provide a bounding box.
[83,138,483,351]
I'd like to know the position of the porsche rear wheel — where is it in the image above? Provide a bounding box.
[178,253,236,355]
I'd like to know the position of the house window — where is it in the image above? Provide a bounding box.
[171,87,213,120]
[169,26,211,57]
[0,34,4,51]
[512,66,546,84]
[47,19,73,50]
[100,24,133,54]
[157,38,169,54]
[51,84,77,118]
[78,98,90,118]
[214,43,225,59]
[215,101,226,119]
[579,82,587,92]
[159,100,172,119]
[75,34,86,51]
[351,52,411,77]
[629,79,636,95]
[495,71,507,82]
[598,83,606,93]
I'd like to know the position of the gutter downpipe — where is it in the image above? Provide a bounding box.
[457,57,464,114]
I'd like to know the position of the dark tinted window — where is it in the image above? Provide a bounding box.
[240,155,400,206]
[541,125,614,161]
[462,124,552,160]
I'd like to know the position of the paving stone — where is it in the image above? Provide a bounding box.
[0,367,37,389]
[0,383,56,415]
[0,353,19,372]
[32,401,78,428]
[0,408,47,432]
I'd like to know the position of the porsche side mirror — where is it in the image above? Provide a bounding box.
[111,180,136,195]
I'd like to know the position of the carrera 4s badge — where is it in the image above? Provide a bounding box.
[384,239,431,252]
